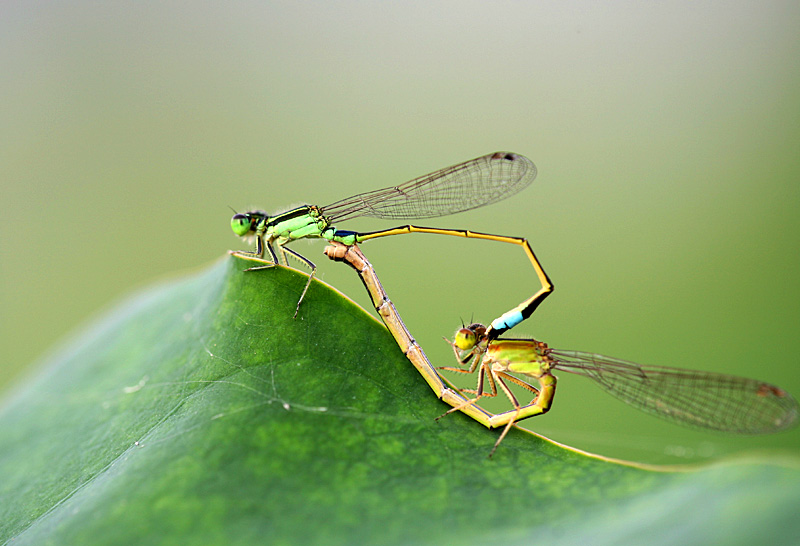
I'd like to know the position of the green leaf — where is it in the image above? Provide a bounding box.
[1,257,799,546]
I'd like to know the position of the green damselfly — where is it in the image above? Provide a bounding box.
[232,152,552,322]
[440,323,799,457]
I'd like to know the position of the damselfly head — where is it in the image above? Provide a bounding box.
[453,328,477,351]
[453,323,487,351]
[465,323,487,338]
[230,211,266,237]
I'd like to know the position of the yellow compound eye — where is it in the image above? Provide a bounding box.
[454,327,478,350]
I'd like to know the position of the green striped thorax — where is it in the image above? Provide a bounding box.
[231,206,340,243]
[230,206,363,247]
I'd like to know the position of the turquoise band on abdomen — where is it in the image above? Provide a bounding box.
[491,310,523,333]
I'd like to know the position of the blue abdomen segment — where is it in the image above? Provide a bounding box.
[490,309,524,334]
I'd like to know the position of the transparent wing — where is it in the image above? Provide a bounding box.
[321,152,535,222]
[549,350,799,434]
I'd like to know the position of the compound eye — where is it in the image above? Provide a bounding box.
[231,213,252,236]
[454,327,477,350]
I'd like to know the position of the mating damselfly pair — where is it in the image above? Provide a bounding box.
[231,152,798,456]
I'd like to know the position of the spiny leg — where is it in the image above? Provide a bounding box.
[439,337,481,373]
[488,371,542,457]
[435,363,498,420]
[279,245,317,318]
[230,238,313,318]
[230,236,280,271]
[485,372,556,456]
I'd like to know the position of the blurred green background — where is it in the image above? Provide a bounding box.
[2,1,798,464]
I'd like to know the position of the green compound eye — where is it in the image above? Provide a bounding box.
[231,214,252,236]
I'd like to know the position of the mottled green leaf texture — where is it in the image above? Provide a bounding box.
[1,258,798,546]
